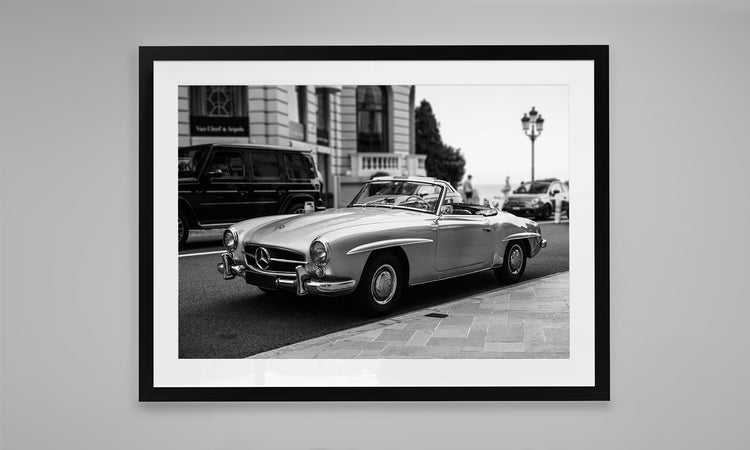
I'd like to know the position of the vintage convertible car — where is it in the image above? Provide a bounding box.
[217,176,547,315]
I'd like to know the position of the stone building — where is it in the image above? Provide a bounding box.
[178,85,426,207]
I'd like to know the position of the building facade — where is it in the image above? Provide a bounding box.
[178,85,426,207]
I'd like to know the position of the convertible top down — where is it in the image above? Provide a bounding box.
[217,176,546,315]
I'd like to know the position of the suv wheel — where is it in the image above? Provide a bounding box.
[178,211,189,249]
[285,202,306,214]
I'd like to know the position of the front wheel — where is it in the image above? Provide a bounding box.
[178,211,189,249]
[494,241,527,283]
[538,204,552,220]
[355,252,404,316]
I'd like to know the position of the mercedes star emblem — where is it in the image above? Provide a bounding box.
[255,247,271,270]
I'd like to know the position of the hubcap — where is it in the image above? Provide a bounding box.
[370,264,397,305]
[508,245,523,275]
[178,216,184,242]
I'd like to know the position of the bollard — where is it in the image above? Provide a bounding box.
[554,194,562,223]
[304,201,315,214]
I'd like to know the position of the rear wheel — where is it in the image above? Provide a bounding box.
[356,252,405,316]
[178,211,189,249]
[284,202,306,214]
[494,241,527,283]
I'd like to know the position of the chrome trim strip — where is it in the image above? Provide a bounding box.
[270,257,306,264]
[246,266,297,277]
[346,238,434,255]
[201,202,254,206]
[502,232,542,242]
[410,266,493,286]
[308,279,357,294]
[197,222,234,228]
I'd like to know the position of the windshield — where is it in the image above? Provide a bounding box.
[178,147,208,178]
[349,180,444,214]
[514,181,550,194]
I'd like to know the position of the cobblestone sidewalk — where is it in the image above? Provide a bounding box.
[250,271,570,359]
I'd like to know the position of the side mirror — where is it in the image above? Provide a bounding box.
[434,204,452,224]
[204,169,223,179]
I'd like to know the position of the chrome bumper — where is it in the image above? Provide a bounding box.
[217,252,356,296]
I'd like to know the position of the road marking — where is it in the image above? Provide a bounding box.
[179,250,224,258]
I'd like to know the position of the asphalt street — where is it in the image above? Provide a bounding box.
[179,221,569,358]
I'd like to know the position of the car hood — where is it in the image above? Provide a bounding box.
[244,207,427,249]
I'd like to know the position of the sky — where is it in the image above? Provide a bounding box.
[414,85,569,187]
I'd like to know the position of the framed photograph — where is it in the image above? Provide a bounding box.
[139,45,609,401]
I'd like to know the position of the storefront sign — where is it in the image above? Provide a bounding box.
[190,116,249,137]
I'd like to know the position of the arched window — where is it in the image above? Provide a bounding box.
[356,86,388,153]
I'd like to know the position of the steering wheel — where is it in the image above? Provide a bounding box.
[403,195,430,209]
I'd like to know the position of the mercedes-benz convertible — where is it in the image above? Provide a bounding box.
[217,176,547,315]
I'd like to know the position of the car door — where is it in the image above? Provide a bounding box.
[281,151,320,211]
[436,212,493,273]
[198,148,252,225]
[247,150,284,217]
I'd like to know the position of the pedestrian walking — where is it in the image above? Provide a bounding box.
[463,174,474,204]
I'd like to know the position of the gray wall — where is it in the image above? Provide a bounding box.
[1,1,749,449]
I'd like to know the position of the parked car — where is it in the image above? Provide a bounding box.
[178,144,324,248]
[217,176,547,315]
[501,178,569,220]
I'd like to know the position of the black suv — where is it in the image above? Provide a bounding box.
[178,144,324,247]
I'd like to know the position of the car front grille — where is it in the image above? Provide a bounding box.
[244,244,307,274]
[506,201,528,208]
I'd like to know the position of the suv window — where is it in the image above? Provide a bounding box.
[284,152,316,180]
[207,150,247,180]
[250,151,281,180]
[178,147,208,178]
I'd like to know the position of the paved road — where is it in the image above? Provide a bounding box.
[179,221,569,358]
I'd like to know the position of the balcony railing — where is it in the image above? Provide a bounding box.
[349,153,427,179]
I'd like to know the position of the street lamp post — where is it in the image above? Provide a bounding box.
[521,106,545,183]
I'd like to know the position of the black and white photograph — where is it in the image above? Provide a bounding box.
[178,84,571,360]
[141,46,608,400]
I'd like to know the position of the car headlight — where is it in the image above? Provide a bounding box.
[503,197,509,204]
[531,198,542,205]
[223,229,238,252]
[310,239,330,266]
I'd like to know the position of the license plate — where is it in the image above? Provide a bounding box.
[245,271,277,289]
[512,206,520,210]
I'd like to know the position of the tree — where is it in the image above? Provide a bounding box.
[415,100,442,156]
[415,99,466,187]
[425,144,466,187]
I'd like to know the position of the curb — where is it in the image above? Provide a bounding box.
[248,271,570,359]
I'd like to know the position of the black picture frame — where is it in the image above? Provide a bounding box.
[139,45,609,402]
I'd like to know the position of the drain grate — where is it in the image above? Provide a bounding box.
[424,312,449,318]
